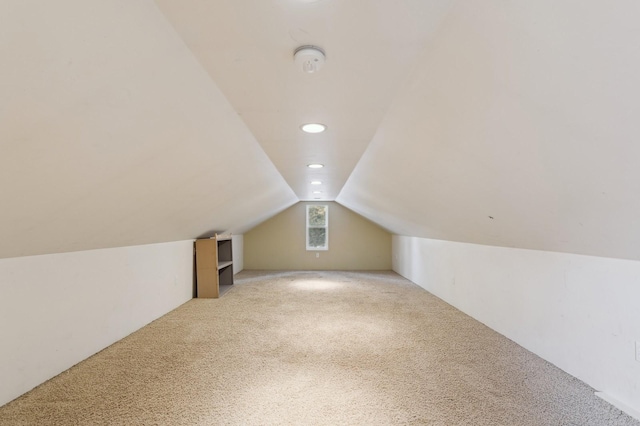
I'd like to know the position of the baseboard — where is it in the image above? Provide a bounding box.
[595,392,640,422]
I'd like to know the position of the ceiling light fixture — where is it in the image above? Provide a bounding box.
[311,180,322,185]
[307,163,324,169]
[294,45,326,73]
[301,123,326,133]
[313,191,322,194]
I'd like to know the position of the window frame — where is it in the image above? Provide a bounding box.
[306,204,329,251]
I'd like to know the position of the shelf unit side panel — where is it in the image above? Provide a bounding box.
[195,239,220,298]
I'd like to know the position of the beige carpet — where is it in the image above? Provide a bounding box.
[0,270,637,425]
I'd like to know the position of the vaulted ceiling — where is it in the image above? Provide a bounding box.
[154,0,453,201]
[2,0,640,261]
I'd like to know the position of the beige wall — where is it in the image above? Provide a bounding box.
[244,202,391,270]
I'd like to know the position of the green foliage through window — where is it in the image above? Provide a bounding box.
[306,205,328,250]
[308,205,326,226]
[308,228,326,248]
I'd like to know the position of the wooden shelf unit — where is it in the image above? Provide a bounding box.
[195,234,233,298]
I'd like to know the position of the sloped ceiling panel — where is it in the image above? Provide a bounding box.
[0,0,296,259]
[153,0,454,201]
[338,0,640,260]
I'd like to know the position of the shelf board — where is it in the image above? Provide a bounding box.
[218,261,233,270]
[219,284,234,297]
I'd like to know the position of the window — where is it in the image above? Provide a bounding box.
[306,204,328,250]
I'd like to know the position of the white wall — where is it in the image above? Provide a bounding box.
[0,0,297,260]
[0,240,194,407]
[393,235,640,414]
[338,0,640,262]
[232,234,244,274]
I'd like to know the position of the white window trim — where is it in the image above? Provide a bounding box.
[306,204,329,251]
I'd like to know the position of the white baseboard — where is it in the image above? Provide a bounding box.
[595,392,640,422]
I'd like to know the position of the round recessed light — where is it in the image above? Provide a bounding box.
[301,123,326,133]
[307,163,324,169]
[311,180,322,185]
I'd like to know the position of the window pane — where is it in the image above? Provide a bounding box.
[308,205,326,226]
[308,227,326,248]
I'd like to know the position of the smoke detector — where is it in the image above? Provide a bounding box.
[294,46,326,73]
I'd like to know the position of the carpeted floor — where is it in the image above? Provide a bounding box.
[0,270,637,425]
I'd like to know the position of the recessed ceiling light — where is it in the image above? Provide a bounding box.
[311,180,322,185]
[307,163,324,169]
[301,123,326,133]
[313,191,322,194]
